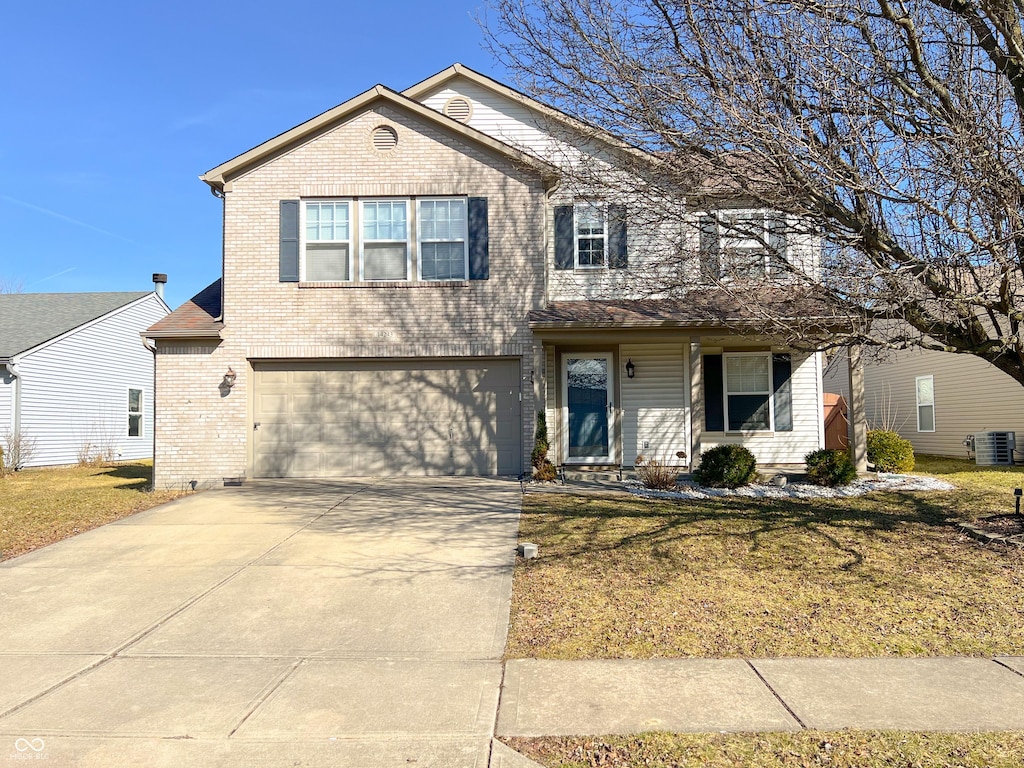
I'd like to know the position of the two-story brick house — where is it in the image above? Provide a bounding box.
[145,65,843,488]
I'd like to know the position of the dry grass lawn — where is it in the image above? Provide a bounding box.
[507,456,1024,659]
[0,462,183,560]
[504,731,1024,768]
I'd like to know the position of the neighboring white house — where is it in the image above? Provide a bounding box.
[823,346,1024,459]
[0,286,170,468]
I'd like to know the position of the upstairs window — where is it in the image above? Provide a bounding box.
[575,203,606,268]
[361,200,409,281]
[700,210,788,282]
[418,198,467,280]
[303,201,351,281]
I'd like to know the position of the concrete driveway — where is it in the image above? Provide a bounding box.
[0,477,522,767]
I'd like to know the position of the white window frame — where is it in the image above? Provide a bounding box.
[574,202,607,270]
[718,210,770,280]
[723,352,774,433]
[300,200,353,282]
[359,198,411,281]
[916,375,936,432]
[127,387,144,439]
[416,197,469,281]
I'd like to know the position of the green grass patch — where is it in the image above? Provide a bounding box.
[503,731,1024,768]
[0,461,183,560]
[507,455,1024,659]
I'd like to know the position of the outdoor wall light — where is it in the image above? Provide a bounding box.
[222,368,237,389]
[625,359,636,379]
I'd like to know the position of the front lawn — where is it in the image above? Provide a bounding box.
[507,455,1024,659]
[0,462,183,560]
[504,731,1024,768]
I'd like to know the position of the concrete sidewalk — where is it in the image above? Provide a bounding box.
[497,657,1024,737]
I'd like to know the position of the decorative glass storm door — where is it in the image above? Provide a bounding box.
[564,354,614,463]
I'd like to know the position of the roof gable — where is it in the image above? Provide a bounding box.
[200,84,556,188]
[0,292,151,359]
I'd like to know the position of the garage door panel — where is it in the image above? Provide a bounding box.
[254,360,521,477]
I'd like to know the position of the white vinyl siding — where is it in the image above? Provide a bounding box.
[916,375,935,432]
[620,343,688,466]
[13,295,166,467]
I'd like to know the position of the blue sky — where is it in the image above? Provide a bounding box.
[0,0,502,308]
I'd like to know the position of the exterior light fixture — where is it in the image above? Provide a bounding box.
[222,368,237,389]
[625,359,636,379]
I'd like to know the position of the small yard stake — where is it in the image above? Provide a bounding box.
[1015,488,1022,516]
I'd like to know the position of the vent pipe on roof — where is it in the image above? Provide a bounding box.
[152,273,167,300]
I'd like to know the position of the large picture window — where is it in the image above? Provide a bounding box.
[361,199,409,280]
[418,198,467,280]
[303,201,351,282]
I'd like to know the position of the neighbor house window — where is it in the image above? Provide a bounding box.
[418,198,467,280]
[575,203,606,268]
[303,201,351,281]
[724,353,772,431]
[128,388,143,438]
[916,375,935,432]
[361,199,409,280]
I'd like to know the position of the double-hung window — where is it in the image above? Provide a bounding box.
[418,198,467,280]
[303,201,351,281]
[916,375,935,432]
[574,203,606,268]
[128,388,143,438]
[724,353,773,431]
[361,199,409,281]
[720,211,768,280]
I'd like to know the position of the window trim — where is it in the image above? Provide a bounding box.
[722,351,775,433]
[916,375,936,433]
[718,209,770,280]
[573,202,608,270]
[359,198,411,281]
[127,387,144,439]
[300,199,353,283]
[416,197,469,281]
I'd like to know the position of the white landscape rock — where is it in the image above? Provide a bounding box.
[626,474,955,501]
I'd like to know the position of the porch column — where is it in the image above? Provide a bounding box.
[689,337,702,469]
[847,345,868,472]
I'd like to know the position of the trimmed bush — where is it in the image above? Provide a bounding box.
[693,445,757,488]
[805,448,858,487]
[634,455,679,490]
[867,429,915,473]
[531,412,557,481]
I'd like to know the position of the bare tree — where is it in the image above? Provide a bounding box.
[485,0,1024,385]
[0,278,23,294]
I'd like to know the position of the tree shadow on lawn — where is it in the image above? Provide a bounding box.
[525,490,963,574]
[98,463,154,490]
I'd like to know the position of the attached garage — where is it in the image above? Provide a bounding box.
[252,359,522,477]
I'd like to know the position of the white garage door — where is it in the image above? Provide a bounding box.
[253,359,522,477]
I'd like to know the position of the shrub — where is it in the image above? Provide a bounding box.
[531,412,557,481]
[867,429,915,473]
[805,448,858,487]
[692,445,757,488]
[634,454,679,490]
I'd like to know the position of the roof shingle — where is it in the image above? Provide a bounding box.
[144,279,223,338]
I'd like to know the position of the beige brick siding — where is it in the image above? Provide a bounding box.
[155,102,545,488]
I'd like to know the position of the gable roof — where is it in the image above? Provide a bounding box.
[200,83,558,189]
[0,292,151,359]
[143,279,223,339]
[404,63,659,164]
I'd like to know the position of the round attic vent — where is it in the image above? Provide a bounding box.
[443,97,473,123]
[371,125,398,152]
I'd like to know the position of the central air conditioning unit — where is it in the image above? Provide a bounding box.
[974,431,1016,466]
